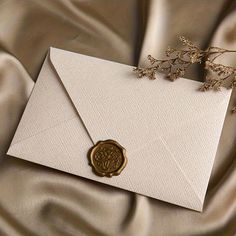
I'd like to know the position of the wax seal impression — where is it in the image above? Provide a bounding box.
[88,140,127,177]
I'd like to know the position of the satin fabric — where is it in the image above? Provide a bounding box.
[0,0,235,235]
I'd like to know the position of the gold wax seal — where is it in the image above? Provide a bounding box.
[88,140,127,177]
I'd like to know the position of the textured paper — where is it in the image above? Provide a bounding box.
[7,48,231,211]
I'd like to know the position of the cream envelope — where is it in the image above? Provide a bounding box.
[7,48,231,211]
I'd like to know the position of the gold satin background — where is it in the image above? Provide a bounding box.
[0,0,236,235]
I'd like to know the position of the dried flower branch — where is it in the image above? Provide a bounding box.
[133,36,236,112]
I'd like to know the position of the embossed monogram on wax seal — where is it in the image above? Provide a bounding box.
[88,140,127,177]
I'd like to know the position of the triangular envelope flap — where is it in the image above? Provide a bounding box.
[49,47,230,153]
[8,52,79,147]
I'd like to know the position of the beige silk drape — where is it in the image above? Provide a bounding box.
[0,1,235,235]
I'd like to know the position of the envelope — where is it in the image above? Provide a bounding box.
[7,48,231,211]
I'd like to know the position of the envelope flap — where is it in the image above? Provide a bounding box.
[49,47,230,153]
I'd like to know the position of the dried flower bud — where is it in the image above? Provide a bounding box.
[232,107,236,113]
[176,68,185,77]
[147,55,157,65]
[166,46,175,57]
